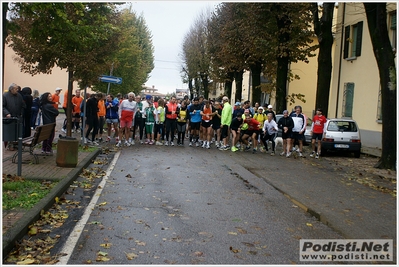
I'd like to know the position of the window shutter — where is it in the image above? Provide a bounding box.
[343,83,355,117]
[355,21,363,57]
[391,13,396,29]
[344,25,350,59]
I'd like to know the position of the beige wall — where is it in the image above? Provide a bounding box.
[3,44,87,105]
[232,70,251,105]
[329,2,388,134]
[287,39,319,117]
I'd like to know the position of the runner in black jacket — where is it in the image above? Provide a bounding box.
[277,110,294,157]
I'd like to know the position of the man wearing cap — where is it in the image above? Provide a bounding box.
[233,101,244,118]
[265,104,276,121]
[52,87,62,110]
[219,96,232,151]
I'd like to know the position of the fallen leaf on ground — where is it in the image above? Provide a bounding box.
[28,226,38,236]
[236,227,247,234]
[96,256,110,262]
[136,241,146,246]
[100,243,112,249]
[98,202,107,206]
[229,246,240,253]
[16,259,35,265]
[242,242,255,247]
[306,223,313,227]
[228,232,238,235]
[125,252,138,260]
[97,251,108,257]
[193,251,204,257]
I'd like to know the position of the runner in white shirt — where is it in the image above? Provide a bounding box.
[117,92,137,147]
[262,113,279,155]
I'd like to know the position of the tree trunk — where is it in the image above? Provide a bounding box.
[188,77,193,100]
[312,3,334,114]
[274,5,291,114]
[3,3,8,89]
[194,77,201,98]
[224,71,234,100]
[66,70,74,137]
[364,3,397,170]
[250,61,262,105]
[275,57,289,114]
[201,73,209,99]
[234,70,243,102]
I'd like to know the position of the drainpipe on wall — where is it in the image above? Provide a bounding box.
[248,70,251,102]
[287,62,291,112]
[335,2,346,118]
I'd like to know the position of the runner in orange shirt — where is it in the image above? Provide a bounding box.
[52,87,62,110]
[199,100,214,149]
[71,89,83,133]
[96,93,106,142]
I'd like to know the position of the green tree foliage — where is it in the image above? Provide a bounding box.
[205,3,316,110]
[207,3,247,100]
[7,3,122,135]
[95,7,154,96]
[181,9,212,99]
[268,3,316,113]
[8,3,122,86]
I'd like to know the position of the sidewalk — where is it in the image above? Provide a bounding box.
[361,145,382,158]
[2,115,101,256]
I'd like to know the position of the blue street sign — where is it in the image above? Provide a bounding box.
[99,75,122,84]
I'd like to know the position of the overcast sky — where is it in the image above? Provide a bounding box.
[128,1,221,94]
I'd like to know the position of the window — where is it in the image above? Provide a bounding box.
[327,121,358,132]
[344,21,363,59]
[389,11,396,52]
[342,82,354,118]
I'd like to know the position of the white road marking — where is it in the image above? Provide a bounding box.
[56,150,121,265]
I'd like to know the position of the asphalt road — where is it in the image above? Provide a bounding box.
[59,145,343,264]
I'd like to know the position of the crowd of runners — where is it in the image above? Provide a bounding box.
[73,91,326,158]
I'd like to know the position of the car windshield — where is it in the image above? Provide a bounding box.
[327,121,358,132]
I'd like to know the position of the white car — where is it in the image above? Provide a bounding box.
[321,118,362,158]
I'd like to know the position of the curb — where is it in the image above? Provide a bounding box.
[2,148,101,258]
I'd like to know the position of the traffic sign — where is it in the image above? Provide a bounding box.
[99,75,122,84]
